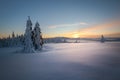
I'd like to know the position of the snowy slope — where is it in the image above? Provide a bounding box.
[0,42,120,80]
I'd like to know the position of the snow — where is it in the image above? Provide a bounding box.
[24,16,34,53]
[0,42,120,80]
[33,22,43,50]
[23,17,43,52]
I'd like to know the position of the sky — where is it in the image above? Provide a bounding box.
[0,0,120,38]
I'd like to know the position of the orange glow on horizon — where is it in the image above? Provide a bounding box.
[73,34,79,38]
[43,31,120,38]
[1,20,120,39]
[1,32,120,39]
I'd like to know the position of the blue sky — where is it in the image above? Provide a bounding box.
[0,0,120,38]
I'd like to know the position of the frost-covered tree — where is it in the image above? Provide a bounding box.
[24,16,34,53]
[63,38,67,43]
[33,22,43,50]
[39,27,44,48]
[101,35,105,43]
[0,16,44,51]
[11,31,16,46]
[12,32,15,38]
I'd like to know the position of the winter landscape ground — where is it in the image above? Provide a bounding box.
[0,42,120,80]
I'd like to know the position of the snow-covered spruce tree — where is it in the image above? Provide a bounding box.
[24,16,34,53]
[11,31,15,46]
[33,22,43,50]
[40,28,44,48]
[101,35,105,43]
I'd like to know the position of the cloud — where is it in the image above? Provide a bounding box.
[79,22,88,25]
[79,20,120,34]
[48,22,88,28]
[45,20,120,38]
[59,20,120,38]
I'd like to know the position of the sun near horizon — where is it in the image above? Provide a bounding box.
[0,0,120,39]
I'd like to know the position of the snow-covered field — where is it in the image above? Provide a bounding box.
[0,42,120,80]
